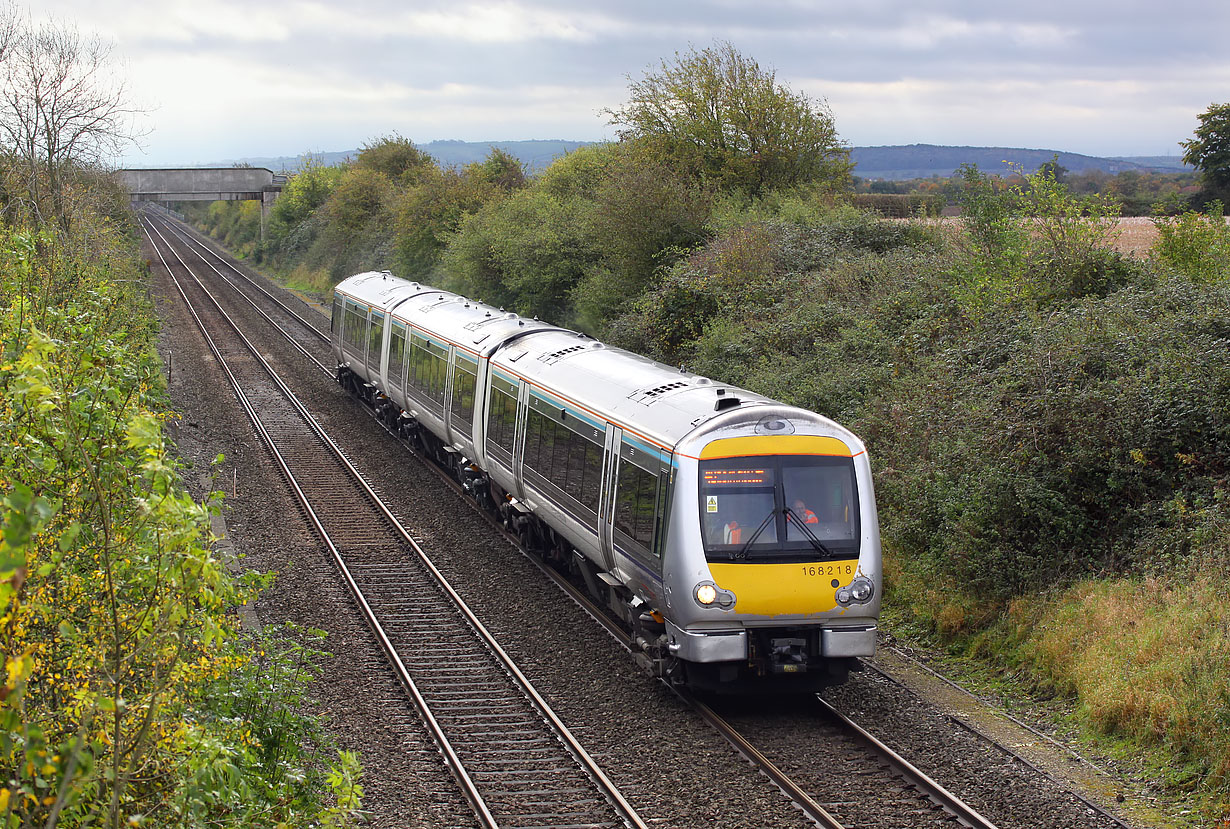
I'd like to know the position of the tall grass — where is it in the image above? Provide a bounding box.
[1014,576,1230,800]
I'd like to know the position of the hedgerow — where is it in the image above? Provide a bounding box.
[0,214,362,826]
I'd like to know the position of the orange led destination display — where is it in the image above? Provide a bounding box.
[703,468,771,486]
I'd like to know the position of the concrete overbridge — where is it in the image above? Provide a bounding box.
[118,167,286,207]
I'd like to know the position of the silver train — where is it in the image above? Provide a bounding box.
[332,270,882,691]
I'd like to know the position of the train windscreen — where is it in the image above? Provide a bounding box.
[699,455,859,562]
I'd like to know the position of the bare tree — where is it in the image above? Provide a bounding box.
[0,7,143,229]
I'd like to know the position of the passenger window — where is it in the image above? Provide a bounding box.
[522,406,602,517]
[451,356,478,432]
[487,386,518,452]
[615,450,659,555]
[407,334,447,406]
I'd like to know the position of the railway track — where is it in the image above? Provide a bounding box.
[144,208,1130,829]
[142,212,648,829]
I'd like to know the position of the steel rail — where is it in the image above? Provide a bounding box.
[146,210,330,344]
[866,653,1132,829]
[142,215,649,829]
[144,214,333,376]
[813,695,1000,829]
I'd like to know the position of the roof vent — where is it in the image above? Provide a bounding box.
[629,380,689,404]
[539,344,586,364]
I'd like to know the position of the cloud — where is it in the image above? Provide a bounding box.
[29,0,1227,163]
[819,74,1223,156]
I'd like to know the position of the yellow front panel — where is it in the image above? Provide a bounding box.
[699,435,852,460]
[709,560,861,617]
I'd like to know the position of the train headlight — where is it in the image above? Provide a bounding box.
[693,583,735,609]
[835,576,875,607]
[850,577,874,603]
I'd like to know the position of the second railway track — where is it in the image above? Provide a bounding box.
[143,213,648,829]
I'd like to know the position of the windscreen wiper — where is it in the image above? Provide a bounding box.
[784,507,834,556]
[734,509,778,560]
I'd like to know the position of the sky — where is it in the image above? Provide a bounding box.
[32,0,1230,167]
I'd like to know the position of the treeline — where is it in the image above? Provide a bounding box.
[855,165,1203,216]
[0,11,363,827]
[187,44,1230,820]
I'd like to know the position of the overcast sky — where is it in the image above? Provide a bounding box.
[34,0,1230,167]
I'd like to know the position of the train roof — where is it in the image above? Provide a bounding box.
[336,271,559,356]
[488,327,781,451]
[334,271,863,456]
[336,270,432,308]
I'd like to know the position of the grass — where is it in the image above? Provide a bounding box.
[1015,576,1230,796]
[282,263,335,300]
[884,564,1230,823]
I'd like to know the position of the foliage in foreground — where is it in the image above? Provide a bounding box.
[0,222,362,827]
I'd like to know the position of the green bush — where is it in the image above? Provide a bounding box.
[0,212,362,826]
[442,142,713,327]
[1152,201,1230,283]
[610,177,1229,607]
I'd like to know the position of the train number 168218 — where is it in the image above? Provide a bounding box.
[801,564,854,577]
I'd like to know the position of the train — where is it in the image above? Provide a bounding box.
[331,270,882,692]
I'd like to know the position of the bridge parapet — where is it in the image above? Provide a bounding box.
[119,167,283,203]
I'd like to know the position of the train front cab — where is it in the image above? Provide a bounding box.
[668,431,881,693]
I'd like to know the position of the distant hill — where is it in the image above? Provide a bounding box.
[186,140,1192,181]
[850,144,1192,180]
[1111,155,1193,172]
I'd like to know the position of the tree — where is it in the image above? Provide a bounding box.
[606,41,850,196]
[355,133,436,183]
[1181,102,1230,200]
[1036,157,1068,184]
[268,154,345,234]
[0,10,143,229]
[465,147,526,192]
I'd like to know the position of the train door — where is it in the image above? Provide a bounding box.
[330,294,343,352]
[610,435,670,582]
[442,345,457,444]
[449,351,479,446]
[597,425,621,572]
[509,380,530,501]
[387,320,408,407]
[365,309,384,387]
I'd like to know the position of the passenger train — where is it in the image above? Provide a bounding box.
[332,270,882,692]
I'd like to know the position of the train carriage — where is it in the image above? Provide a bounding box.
[332,270,881,692]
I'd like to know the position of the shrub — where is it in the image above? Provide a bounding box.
[1152,201,1230,283]
[0,216,363,826]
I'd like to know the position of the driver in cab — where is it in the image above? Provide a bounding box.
[789,499,819,526]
